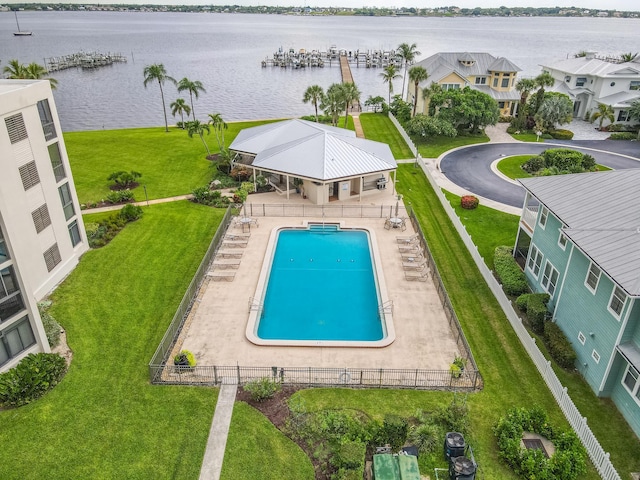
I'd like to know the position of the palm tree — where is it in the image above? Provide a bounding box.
[397,42,420,98]
[170,98,191,129]
[177,78,206,120]
[515,78,536,119]
[380,64,401,104]
[421,83,441,117]
[408,66,429,117]
[186,120,211,155]
[628,100,640,140]
[321,84,344,127]
[143,64,176,133]
[620,52,638,63]
[3,59,27,78]
[340,82,361,126]
[302,85,325,122]
[590,103,615,130]
[532,72,555,114]
[207,113,228,152]
[4,59,57,89]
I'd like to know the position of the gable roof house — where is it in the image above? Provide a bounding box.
[406,52,522,118]
[514,169,640,437]
[229,119,397,205]
[541,52,640,127]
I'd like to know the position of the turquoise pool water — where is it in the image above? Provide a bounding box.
[257,226,383,341]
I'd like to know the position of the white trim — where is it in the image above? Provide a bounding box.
[553,244,574,321]
[578,331,586,345]
[557,231,568,250]
[526,244,543,279]
[621,363,640,407]
[538,206,548,230]
[607,286,627,321]
[592,349,601,364]
[541,260,559,298]
[599,297,635,393]
[584,262,601,295]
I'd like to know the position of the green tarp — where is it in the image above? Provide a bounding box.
[373,454,420,480]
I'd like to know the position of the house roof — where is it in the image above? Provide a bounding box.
[519,169,640,296]
[474,85,521,101]
[597,90,640,108]
[541,56,640,78]
[415,52,521,86]
[618,342,640,371]
[229,119,396,182]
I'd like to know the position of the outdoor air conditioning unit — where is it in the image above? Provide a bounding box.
[448,456,476,480]
[444,432,466,460]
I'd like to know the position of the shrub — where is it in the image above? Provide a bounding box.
[542,149,583,171]
[244,377,281,402]
[192,186,227,207]
[233,188,248,204]
[432,395,470,434]
[106,189,135,204]
[527,293,550,334]
[38,302,61,348]
[118,204,143,222]
[548,129,574,140]
[494,246,529,296]
[0,353,67,407]
[230,166,252,182]
[522,155,545,173]
[173,350,196,368]
[609,132,636,140]
[544,322,577,369]
[107,170,141,189]
[515,293,531,311]
[408,423,440,454]
[460,195,479,210]
[331,439,366,471]
[379,414,408,451]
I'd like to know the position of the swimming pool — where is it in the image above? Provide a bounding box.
[246,223,395,347]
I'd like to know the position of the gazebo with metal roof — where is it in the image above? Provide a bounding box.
[229,119,397,204]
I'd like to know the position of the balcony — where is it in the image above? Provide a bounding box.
[521,206,539,233]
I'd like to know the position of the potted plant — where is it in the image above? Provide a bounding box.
[293,177,303,193]
[450,355,466,379]
[174,350,196,370]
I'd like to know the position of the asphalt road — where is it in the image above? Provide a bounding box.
[439,141,640,208]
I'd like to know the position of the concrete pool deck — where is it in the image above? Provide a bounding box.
[177,203,461,371]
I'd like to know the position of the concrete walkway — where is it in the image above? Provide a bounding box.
[351,114,365,138]
[80,194,194,215]
[199,381,238,480]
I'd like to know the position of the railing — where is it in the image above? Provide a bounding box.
[407,150,621,479]
[521,206,538,232]
[148,206,233,377]
[241,203,407,219]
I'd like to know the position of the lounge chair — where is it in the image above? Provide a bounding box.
[401,251,423,261]
[206,270,236,282]
[398,244,420,253]
[222,239,248,248]
[216,249,244,259]
[402,259,427,270]
[225,233,250,241]
[213,259,241,269]
[396,234,418,245]
[405,269,429,281]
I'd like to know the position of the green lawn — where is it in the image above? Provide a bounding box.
[442,190,519,265]
[415,133,489,158]
[511,132,539,142]
[359,113,414,159]
[64,120,279,205]
[0,201,225,479]
[496,155,534,179]
[222,402,315,479]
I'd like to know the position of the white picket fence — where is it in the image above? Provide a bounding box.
[390,116,621,479]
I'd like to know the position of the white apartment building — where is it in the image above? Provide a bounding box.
[1,79,88,372]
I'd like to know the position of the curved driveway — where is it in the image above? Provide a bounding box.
[440,141,640,208]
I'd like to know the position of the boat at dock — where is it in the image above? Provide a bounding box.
[261,46,402,69]
[13,11,32,36]
[44,51,127,72]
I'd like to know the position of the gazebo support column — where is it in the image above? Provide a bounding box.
[286,175,290,200]
[359,176,363,202]
[252,167,257,192]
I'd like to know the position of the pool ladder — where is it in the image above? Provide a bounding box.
[378,300,394,318]
[248,296,263,314]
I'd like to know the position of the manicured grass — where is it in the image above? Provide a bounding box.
[221,402,314,479]
[496,155,534,179]
[359,113,414,159]
[511,132,539,142]
[442,190,519,266]
[0,201,225,479]
[64,120,279,205]
[415,133,489,158]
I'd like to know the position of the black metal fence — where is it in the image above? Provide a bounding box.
[241,203,407,219]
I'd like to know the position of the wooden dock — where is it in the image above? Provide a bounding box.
[339,56,354,83]
[44,51,127,73]
[261,46,402,69]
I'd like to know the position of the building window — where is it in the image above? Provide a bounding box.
[558,232,568,250]
[31,204,52,234]
[0,227,9,264]
[37,99,57,141]
[58,183,75,221]
[576,77,587,87]
[617,110,629,122]
[48,143,66,182]
[577,332,586,345]
[564,75,571,83]
[498,101,505,108]
[0,316,36,367]
[622,365,640,402]
[591,350,600,364]
[43,244,61,272]
[541,261,559,297]
[475,77,487,85]
[18,161,41,191]
[608,286,626,319]
[585,263,601,293]
[4,113,28,144]
[68,220,81,247]
[630,81,640,91]
[527,244,544,278]
[442,84,461,91]
[501,78,509,88]
[539,207,548,229]
[0,266,25,323]
[493,78,498,87]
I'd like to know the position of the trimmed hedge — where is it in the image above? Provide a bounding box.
[549,129,574,140]
[0,353,67,407]
[544,322,577,369]
[494,246,529,296]
[460,195,479,210]
[609,132,636,140]
[515,293,551,335]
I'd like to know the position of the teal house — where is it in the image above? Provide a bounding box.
[514,169,640,438]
